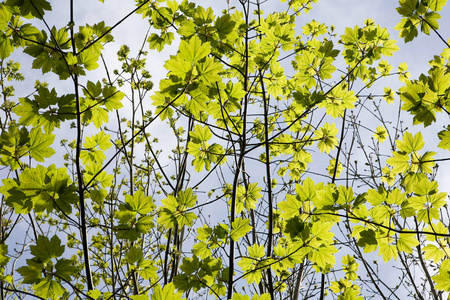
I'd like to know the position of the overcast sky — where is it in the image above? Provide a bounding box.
[17,0,446,116]
[10,0,450,182]
[26,0,450,83]
[13,0,447,186]
[14,0,448,102]
[7,1,450,295]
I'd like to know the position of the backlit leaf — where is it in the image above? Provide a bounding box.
[230,217,252,241]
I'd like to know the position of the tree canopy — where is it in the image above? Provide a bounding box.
[0,0,450,299]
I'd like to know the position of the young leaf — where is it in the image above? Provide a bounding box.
[54,259,77,281]
[396,232,419,253]
[179,35,210,63]
[433,260,450,291]
[386,151,409,174]
[314,122,339,153]
[0,245,10,266]
[378,242,398,262]
[34,277,65,300]
[28,128,55,162]
[125,190,154,215]
[423,244,447,263]
[310,245,337,269]
[396,131,424,153]
[6,0,52,19]
[230,217,252,241]
[30,235,65,262]
[151,283,185,300]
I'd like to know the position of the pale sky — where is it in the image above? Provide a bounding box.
[12,0,450,194]
[5,1,450,298]
[19,0,450,95]
[9,1,450,198]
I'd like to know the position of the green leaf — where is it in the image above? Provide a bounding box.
[396,0,418,17]
[278,195,302,219]
[314,122,339,153]
[0,4,12,31]
[238,244,267,284]
[126,190,154,215]
[396,232,419,253]
[177,20,196,37]
[235,183,262,214]
[433,260,450,291]
[197,57,223,84]
[318,86,356,118]
[131,295,151,300]
[54,259,77,281]
[179,255,200,275]
[416,151,436,173]
[394,18,419,43]
[215,14,236,39]
[14,87,76,133]
[30,235,64,262]
[192,241,211,259]
[310,245,337,269]
[0,34,13,60]
[381,39,399,56]
[386,151,409,174]
[165,56,192,78]
[158,190,197,229]
[78,49,100,71]
[89,188,107,205]
[296,177,323,203]
[148,32,175,52]
[230,217,252,241]
[139,260,158,281]
[237,258,264,284]
[6,0,52,19]
[314,184,338,209]
[423,244,446,263]
[179,35,210,62]
[396,132,424,153]
[284,216,306,241]
[125,246,144,264]
[151,283,185,300]
[84,163,113,188]
[1,165,77,214]
[0,125,29,170]
[87,290,102,300]
[81,131,111,165]
[0,245,10,266]
[232,294,251,300]
[378,243,398,262]
[190,124,212,143]
[421,11,440,35]
[17,259,43,284]
[341,26,360,44]
[311,221,335,242]
[366,187,387,206]
[437,127,450,150]
[102,86,124,111]
[177,188,197,208]
[373,125,388,143]
[356,229,378,247]
[28,128,55,162]
[342,255,359,281]
[193,6,215,25]
[426,0,447,11]
[34,277,65,300]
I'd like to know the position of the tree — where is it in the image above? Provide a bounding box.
[0,0,449,299]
